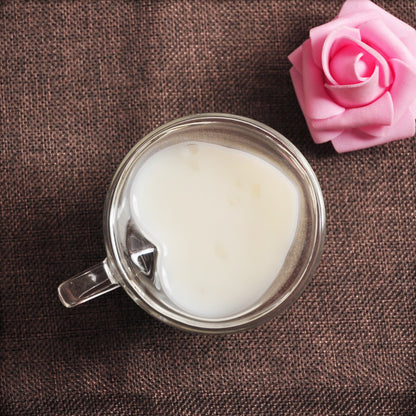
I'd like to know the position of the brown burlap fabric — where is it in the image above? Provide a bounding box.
[1,1,415,414]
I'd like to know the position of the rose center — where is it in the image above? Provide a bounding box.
[329,44,376,85]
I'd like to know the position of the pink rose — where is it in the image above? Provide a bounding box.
[289,0,416,152]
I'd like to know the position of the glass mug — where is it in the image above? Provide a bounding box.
[58,113,326,333]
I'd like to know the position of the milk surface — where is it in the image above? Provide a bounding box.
[130,141,300,318]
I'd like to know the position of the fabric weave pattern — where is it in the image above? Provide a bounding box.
[1,1,415,415]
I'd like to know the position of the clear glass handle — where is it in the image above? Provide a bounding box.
[58,259,120,308]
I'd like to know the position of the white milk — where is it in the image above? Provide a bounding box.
[129,141,300,318]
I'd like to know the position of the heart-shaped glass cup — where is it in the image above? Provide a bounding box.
[58,114,325,333]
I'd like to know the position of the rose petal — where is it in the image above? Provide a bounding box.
[339,0,384,17]
[331,129,385,152]
[310,10,380,68]
[289,67,343,143]
[325,66,386,108]
[331,129,388,152]
[339,0,416,41]
[321,27,361,85]
[409,99,416,119]
[320,26,361,84]
[288,44,303,73]
[379,108,416,140]
[310,126,344,144]
[289,66,304,106]
[329,47,375,85]
[311,91,393,131]
[331,108,415,152]
[359,125,389,137]
[300,39,345,120]
[401,35,416,59]
[321,29,392,88]
[389,58,416,121]
[359,19,416,68]
[322,26,361,59]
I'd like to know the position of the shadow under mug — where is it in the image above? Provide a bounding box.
[58,113,326,334]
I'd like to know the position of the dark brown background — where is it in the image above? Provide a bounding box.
[1,1,415,415]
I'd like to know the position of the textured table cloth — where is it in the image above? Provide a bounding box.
[1,1,415,415]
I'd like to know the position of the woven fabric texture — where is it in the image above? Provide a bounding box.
[1,1,415,415]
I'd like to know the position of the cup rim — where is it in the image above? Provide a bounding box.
[103,113,326,333]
